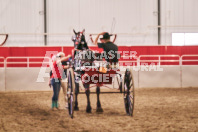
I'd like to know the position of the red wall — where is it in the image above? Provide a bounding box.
[0,46,198,67]
[1,46,198,57]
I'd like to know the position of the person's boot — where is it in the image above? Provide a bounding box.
[51,101,56,110]
[55,101,60,110]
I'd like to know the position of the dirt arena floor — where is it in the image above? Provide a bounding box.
[0,87,198,132]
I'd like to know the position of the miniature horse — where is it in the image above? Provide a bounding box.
[72,29,103,113]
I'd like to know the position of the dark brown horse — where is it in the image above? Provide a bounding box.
[72,29,103,113]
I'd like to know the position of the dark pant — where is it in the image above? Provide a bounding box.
[51,78,61,102]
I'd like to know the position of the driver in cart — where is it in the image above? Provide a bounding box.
[90,32,119,67]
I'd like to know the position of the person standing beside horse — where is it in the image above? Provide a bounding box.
[49,53,71,110]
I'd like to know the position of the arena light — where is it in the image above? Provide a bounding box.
[172,33,198,46]
[185,33,198,45]
[172,33,185,46]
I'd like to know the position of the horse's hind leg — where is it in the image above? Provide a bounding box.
[96,86,103,112]
[74,82,79,111]
[84,84,92,113]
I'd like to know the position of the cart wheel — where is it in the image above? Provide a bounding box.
[67,68,75,118]
[123,68,135,116]
[119,74,124,93]
[113,74,121,90]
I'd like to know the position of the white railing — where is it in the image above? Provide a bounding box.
[5,57,51,68]
[119,55,138,66]
[181,55,198,65]
[0,55,198,91]
[0,55,198,68]
[139,55,180,66]
[0,57,5,68]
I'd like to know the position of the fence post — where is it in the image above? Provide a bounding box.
[27,57,29,68]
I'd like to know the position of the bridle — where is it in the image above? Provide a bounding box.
[72,29,85,46]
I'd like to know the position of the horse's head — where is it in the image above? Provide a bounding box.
[72,29,84,45]
[72,29,89,50]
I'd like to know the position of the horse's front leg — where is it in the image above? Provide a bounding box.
[74,82,79,111]
[96,86,103,112]
[74,72,80,111]
[84,84,92,113]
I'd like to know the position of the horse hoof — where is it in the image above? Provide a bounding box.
[74,106,79,111]
[96,107,103,113]
[86,106,92,113]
